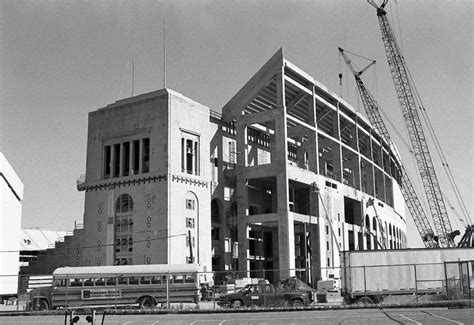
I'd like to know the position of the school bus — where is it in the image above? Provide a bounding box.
[29,264,206,310]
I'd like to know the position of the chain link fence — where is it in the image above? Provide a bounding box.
[5,260,472,311]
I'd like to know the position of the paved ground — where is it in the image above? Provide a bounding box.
[0,307,473,324]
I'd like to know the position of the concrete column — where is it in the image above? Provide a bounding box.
[309,223,321,284]
[274,71,295,279]
[110,145,116,178]
[129,141,134,175]
[119,143,124,177]
[236,119,249,274]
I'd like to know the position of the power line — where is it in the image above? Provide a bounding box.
[0,233,186,254]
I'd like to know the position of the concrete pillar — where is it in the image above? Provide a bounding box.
[236,120,249,275]
[119,143,124,177]
[129,141,134,175]
[274,71,295,279]
[110,145,116,177]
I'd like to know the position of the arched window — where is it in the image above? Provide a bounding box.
[115,194,134,213]
[365,215,370,230]
[211,199,220,223]
[115,194,134,265]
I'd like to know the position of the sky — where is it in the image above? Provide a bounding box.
[1,0,472,248]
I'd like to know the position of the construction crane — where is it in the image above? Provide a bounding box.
[368,0,457,247]
[338,47,438,248]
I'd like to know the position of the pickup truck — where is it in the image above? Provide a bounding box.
[218,277,314,308]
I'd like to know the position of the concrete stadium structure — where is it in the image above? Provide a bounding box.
[75,48,407,285]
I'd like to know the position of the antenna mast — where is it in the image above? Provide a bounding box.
[132,31,135,97]
[163,20,167,89]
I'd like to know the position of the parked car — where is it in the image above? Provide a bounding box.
[218,277,314,308]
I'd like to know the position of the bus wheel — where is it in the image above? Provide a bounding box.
[38,299,49,311]
[139,296,156,309]
[231,299,243,308]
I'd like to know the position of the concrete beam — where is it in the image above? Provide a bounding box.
[223,48,284,121]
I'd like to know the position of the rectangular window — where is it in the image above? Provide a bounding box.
[229,141,236,164]
[113,144,121,177]
[186,199,195,210]
[132,140,140,174]
[142,138,150,173]
[186,217,195,228]
[181,132,200,175]
[186,139,193,174]
[122,142,130,176]
[104,146,111,178]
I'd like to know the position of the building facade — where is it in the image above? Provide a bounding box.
[0,153,23,299]
[77,49,407,285]
[78,89,213,272]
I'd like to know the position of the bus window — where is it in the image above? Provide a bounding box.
[129,277,139,285]
[84,279,94,287]
[151,276,162,284]
[106,278,116,286]
[140,276,151,285]
[184,275,195,284]
[70,279,82,287]
[118,277,127,285]
[95,278,106,286]
[173,275,184,284]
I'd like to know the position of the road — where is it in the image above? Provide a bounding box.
[0,308,472,324]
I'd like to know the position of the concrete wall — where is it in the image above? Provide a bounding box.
[0,153,23,296]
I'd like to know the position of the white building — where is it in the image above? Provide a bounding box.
[0,153,23,300]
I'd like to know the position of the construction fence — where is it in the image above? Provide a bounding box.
[5,259,473,310]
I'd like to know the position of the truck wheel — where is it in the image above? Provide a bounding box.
[291,299,304,308]
[357,296,374,305]
[38,299,49,311]
[139,296,156,309]
[231,299,243,308]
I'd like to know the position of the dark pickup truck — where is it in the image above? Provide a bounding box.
[218,277,315,308]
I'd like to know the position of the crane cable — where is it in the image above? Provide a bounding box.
[390,1,471,227]
[407,65,472,225]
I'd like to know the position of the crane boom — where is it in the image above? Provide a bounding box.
[339,47,438,248]
[368,0,454,247]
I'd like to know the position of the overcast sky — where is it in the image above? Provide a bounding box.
[1,0,472,247]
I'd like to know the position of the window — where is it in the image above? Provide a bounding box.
[181,132,200,175]
[115,194,134,264]
[104,146,111,178]
[113,144,121,177]
[116,194,134,213]
[142,138,150,173]
[103,138,148,179]
[229,141,236,164]
[132,140,140,174]
[122,142,130,176]
[186,199,195,210]
[186,217,195,228]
